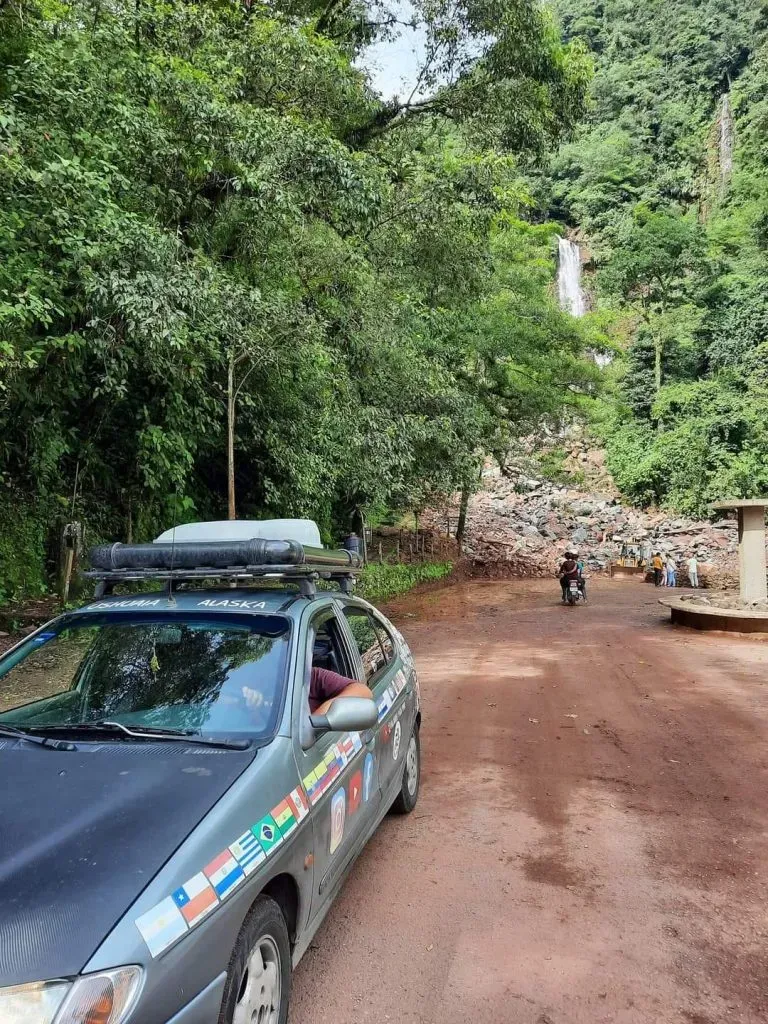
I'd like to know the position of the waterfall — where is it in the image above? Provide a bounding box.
[556,235,612,367]
[556,236,586,317]
[720,92,734,183]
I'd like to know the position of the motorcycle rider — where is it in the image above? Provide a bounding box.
[558,551,580,603]
[573,550,588,602]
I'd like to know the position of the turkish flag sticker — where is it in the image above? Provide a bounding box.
[348,770,362,816]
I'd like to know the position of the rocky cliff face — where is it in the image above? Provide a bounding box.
[425,439,741,587]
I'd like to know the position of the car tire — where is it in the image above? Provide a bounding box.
[391,727,420,814]
[219,895,291,1024]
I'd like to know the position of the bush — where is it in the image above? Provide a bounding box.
[0,493,49,605]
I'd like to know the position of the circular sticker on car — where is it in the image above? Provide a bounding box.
[392,720,402,761]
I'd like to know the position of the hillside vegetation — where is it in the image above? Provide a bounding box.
[546,0,768,515]
[0,0,602,602]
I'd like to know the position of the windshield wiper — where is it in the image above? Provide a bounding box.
[33,720,250,750]
[0,723,77,751]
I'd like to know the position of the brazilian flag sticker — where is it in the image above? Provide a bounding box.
[252,814,283,855]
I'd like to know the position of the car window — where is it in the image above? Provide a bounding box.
[343,607,387,682]
[310,616,349,677]
[0,613,290,739]
[370,614,395,663]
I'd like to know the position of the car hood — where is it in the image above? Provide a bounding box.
[0,739,255,986]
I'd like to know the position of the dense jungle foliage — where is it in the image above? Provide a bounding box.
[0,0,601,601]
[547,0,768,515]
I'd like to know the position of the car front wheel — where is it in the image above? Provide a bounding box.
[219,895,291,1024]
[391,727,420,814]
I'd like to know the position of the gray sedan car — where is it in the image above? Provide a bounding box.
[0,537,421,1024]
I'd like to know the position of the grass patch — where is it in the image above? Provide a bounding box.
[358,561,453,602]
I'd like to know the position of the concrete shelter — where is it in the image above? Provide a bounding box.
[711,499,768,603]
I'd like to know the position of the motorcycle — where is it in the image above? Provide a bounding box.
[566,578,582,606]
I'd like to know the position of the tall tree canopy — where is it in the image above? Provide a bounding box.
[0,0,597,600]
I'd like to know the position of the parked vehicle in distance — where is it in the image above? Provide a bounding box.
[0,522,421,1024]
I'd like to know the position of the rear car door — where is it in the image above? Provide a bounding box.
[339,602,411,808]
[292,604,380,923]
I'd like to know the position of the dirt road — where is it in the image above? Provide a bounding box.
[289,577,768,1024]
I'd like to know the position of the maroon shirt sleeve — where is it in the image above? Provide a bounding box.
[309,667,354,712]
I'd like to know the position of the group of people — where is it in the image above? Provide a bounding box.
[558,551,587,603]
[558,548,701,599]
[651,551,699,588]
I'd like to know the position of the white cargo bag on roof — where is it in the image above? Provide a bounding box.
[154,519,323,548]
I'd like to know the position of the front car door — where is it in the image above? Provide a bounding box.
[291,602,380,927]
[337,600,413,809]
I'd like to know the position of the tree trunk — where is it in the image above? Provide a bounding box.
[227,353,236,521]
[456,481,471,549]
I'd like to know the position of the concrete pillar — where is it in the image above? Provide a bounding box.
[738,505,767,602]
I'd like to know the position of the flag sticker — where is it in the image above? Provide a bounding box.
[254,814,283,854]
[204,849,244,900]
[230,830,265,875]
[135,896,188,958]
[330,788,346,854]
[324,749,340,782]
[288,786,310,822]
[172,873,218,927]
[363,752,375,802]
[272,798,298,837]
[350,732,363,753]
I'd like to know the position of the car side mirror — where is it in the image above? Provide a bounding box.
[310,697,378,735]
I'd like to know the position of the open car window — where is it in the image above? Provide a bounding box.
[0,612,290,741]
[342,607,388,682]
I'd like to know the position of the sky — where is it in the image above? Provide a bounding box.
[358,0,428,100]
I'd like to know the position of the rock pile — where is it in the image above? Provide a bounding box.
[425,442,744,587]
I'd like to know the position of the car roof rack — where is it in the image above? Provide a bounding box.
[82,538,362,599]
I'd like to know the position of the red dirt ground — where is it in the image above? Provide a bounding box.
[289,577,768,1024]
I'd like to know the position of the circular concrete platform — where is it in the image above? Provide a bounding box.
[660,596,768,633]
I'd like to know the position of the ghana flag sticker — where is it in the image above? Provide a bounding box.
[253,814,283,854]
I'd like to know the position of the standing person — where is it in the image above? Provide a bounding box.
[342,531,361,556]
[666,554,677,588]
[687,552,699,588]
[652,551,664,587]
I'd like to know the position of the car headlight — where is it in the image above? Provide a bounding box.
[0,967,143,1024]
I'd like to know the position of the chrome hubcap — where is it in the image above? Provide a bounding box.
[233,935,281,1024]
[406,735,419,796]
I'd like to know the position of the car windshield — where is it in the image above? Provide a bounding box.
[0,612,290,740]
